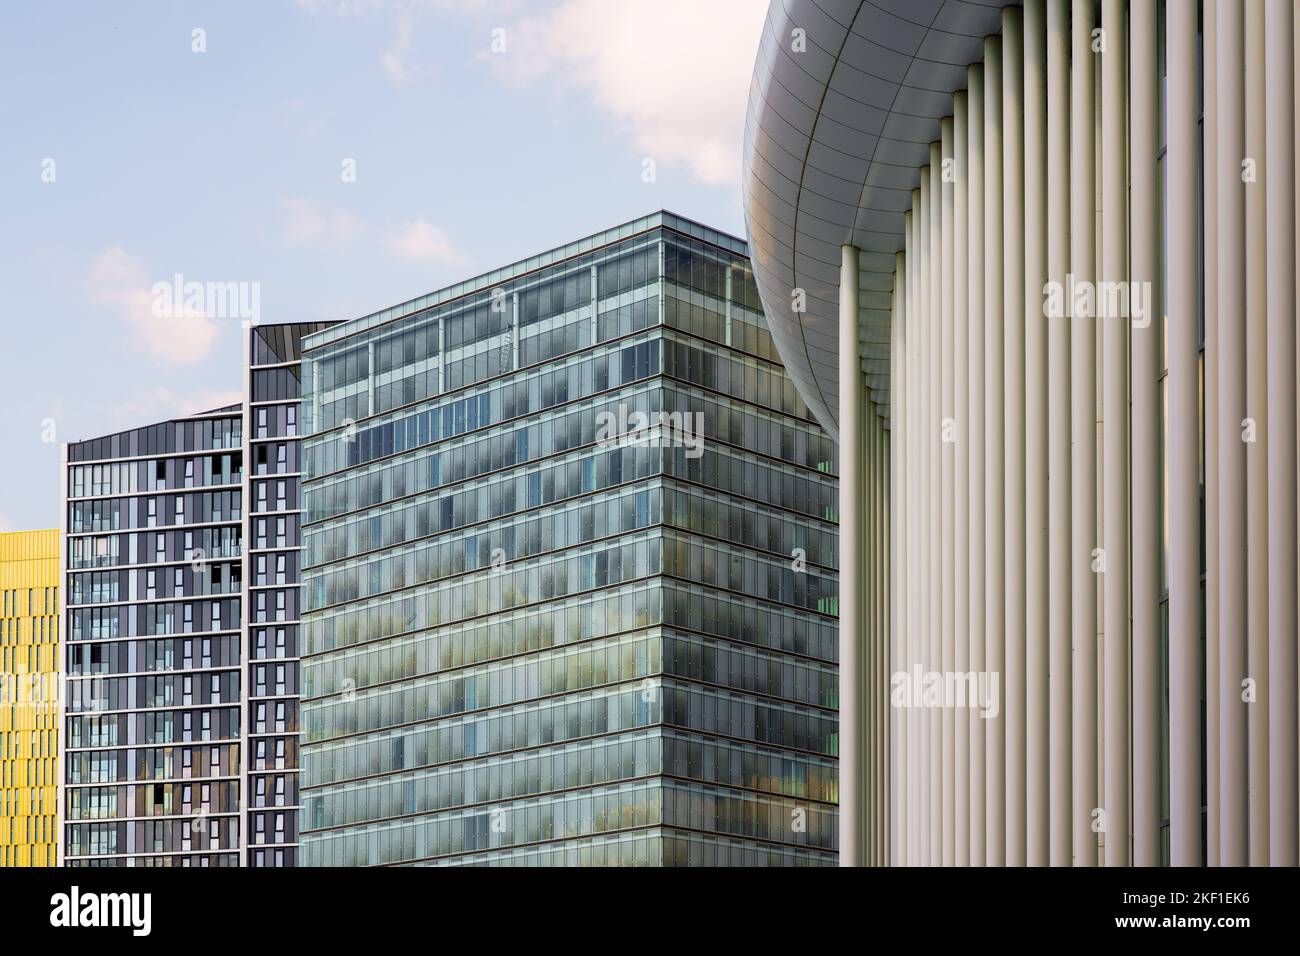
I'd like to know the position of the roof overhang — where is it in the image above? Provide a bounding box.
[742,0,1016,440]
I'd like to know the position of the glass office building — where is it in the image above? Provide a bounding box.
[298,212,840,866]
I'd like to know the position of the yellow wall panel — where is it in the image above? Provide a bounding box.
[0,529,60,867]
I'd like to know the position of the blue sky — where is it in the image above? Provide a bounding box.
[0,0,766,530]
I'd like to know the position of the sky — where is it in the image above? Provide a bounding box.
[0,0,768,531]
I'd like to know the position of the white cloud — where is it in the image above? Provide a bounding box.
[88,247,221,365]
[292,0,766,184]
[0,514,13,533]
[280,200,462,269]
[381,6,422,85]
[297,0,495,84]
[280,197,361,246]
[385,218,466,265]
[487,0,767,187]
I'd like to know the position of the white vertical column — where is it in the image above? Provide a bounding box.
[876,407,883,866]
[928,149,943,866]
[1001,4,1027,868]
[1168,0,1203,867]
[1264,0,1299,867]
[903,202,919,857]
[1245,0,1271,866]
[1204,0,1221,869]
[1024,0,1050,867]
[940,119,956,867]
[968,67,988,869]
[880,411,890,865]
[838,243,864,868]
[894,248,904,868]
[1216,0,1249,867]
[1069,0,1098,869]
[1046,0,1073,866]
[895,239,908,866]
[1296,2,1300,871]
[1100,0,1130,868]
[909,188,925,866]
[953,92,970,868]
[868,385,878,868]
[984,33,1006,868]
[930,147,943,867]
[1129,0,1161,868]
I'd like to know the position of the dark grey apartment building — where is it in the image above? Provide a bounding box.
[59,322,329,866]
[61,405,245,865]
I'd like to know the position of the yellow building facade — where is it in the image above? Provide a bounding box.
[0,529,59,866]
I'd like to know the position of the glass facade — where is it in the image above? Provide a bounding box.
[298,213,840,866]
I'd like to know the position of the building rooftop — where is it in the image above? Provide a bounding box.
[302,211,749,352]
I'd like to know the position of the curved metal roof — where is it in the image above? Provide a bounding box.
[742,0,1015,440]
